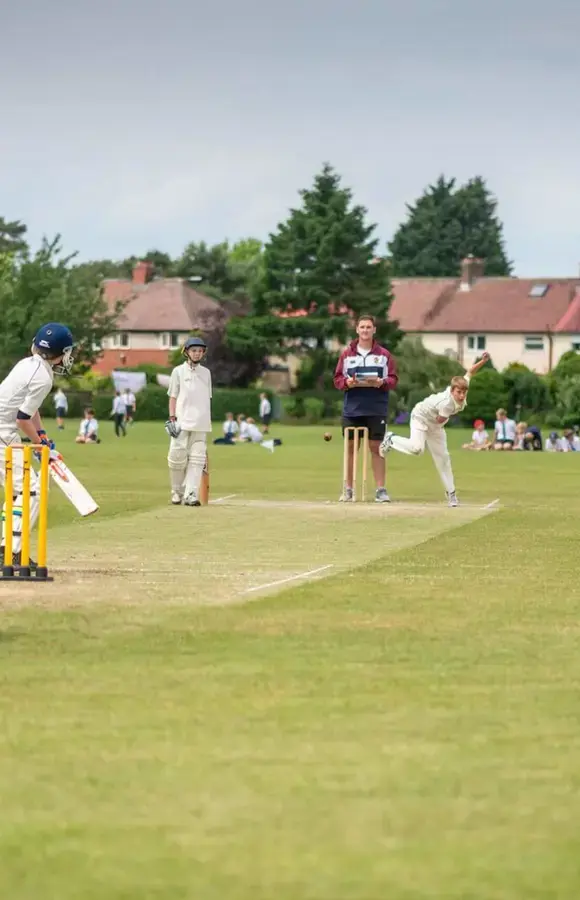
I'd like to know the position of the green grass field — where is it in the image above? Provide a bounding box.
[1,422,580,899]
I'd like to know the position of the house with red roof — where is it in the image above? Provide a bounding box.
[95,256,580,379]
[94,261,225,374]
[390,257,580,372]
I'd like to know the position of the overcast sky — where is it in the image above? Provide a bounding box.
[2,0,579,275]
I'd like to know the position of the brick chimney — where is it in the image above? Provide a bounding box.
[459,256,484,292]
[132,260,154,285]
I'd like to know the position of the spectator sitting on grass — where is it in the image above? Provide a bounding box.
[514,423,543,451]
[493,408,517,450]
[545,431,563,451]
[213,412,238,445]
[561,428,580,451]
[75,408,100,444]
[234,414,250,442]
[462,419,491,451]
[239,418,282,448]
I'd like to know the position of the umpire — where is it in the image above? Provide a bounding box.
[333,314,398,502]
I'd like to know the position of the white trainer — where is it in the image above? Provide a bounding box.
[171,492,183,505]
[379,432,394,458]
[447,491,459,508]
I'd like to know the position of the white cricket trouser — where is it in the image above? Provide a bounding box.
[391,417,455,494]
[0,441,41,554]
[167,430,207,499]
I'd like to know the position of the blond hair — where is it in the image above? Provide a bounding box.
[450,376,469,390]
[496,408,507,417]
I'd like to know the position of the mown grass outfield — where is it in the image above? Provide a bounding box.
[1,422,579,899]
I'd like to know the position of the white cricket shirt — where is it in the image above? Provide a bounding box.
[494,418,516,441]
[112,395,127,415]
[53,390,68,410]
[168,362,212,432]
[472,429,489,446]
[259,397,271,417]
[79,418,99,438]
[0,355,54,430]
[412,374,471,426]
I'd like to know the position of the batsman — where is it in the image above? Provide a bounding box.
[165,336,212,506]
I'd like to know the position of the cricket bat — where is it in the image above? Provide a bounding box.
[200,453,209,505]
[48,455,99,517]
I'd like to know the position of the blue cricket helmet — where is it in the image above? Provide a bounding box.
[33,323,74,374]
[183,336,207,352]
[183,335,207,362]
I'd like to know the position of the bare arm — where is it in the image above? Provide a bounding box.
[17,418,43,444]
[169,396,177,418]
[467,351,490,378]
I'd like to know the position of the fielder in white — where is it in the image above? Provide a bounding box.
[379,352,490,507]
[165,336,212,507]
[0,323,74,568]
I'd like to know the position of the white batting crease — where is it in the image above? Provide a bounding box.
[483,498,500,509]
[240,564,334,595]
[209,494,238,504]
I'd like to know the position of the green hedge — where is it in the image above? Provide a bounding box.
[40,391,93,419]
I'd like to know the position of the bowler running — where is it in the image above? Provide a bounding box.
[379,353,490,506]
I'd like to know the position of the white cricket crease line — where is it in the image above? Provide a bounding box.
[240,564,334,595]
[210,494,238,504]
[483,498,500,509]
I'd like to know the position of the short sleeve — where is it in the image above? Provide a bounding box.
[168,368,180,398]
[19,365,52,417]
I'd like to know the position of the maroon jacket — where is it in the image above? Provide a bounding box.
[333,340,398,417]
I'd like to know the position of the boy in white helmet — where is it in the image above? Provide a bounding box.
[379,352,490,507]
[165,336,212,506]
[0,323,74,572]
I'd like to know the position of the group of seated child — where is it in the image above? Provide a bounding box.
[463,408,579,452]
[214,413,282,447]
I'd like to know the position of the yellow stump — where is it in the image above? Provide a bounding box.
[20,446,31,573]
[37,447,50,577]
[1,443,52,581]
[3,447,14,575]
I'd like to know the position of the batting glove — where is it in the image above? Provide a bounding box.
[164,418,181,439]
[35,430,56,461]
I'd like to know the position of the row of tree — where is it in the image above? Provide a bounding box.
[1,164,512,383]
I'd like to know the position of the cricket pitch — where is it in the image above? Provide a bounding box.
[0,498,496,607]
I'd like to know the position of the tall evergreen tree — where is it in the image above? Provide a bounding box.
[226,164,400,367]
[0,216,28,255]
[388,175,512,277]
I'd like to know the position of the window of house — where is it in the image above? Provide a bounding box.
[524,335,544,351]
[529,284,549,298]
[571,340,580,352]
[467,335,486,351]
[160,332,179,348]
[113,332,129,348]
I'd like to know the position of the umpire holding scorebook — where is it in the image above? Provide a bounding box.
[333,314,398,503]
